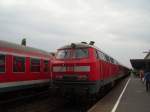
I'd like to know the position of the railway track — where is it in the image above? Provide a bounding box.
[0,88,101,112]
[0,88,50,104]
[0,88,64,112]
[0,78,128,112]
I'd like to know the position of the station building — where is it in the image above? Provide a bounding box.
[130,52,150,70]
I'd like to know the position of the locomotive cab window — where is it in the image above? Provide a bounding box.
[56,48,89,59]
[31,58,40,72]
[73,48,89,58]
[0,54,5,73]
[44,60,49,72]
[56,50,71,59]
[13,56,25,72]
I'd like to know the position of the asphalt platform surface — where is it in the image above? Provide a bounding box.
[89,75,150,112]
[116,75,150,112]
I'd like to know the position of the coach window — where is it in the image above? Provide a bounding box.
[31,58,40,72]
[44,60,49,72]
[0,54,5,73]
[13,56,25,72]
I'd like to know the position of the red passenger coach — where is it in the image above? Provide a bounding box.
[52,42,129,95]
[0,40,51,93]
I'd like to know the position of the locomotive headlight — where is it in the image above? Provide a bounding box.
[78,75,88,80]
[53,66,66,72]
[74,66,90,72]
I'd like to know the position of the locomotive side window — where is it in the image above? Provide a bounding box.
[105,55,110,62]
[98,51,106,61]
[114,60,118,64]
[0,54,5,73]
[13,56,25,72]
[44,60,49,72]
[74,49,89,58]
[31,58,40,72]
[110,57,114,64]
[94,50,99,59]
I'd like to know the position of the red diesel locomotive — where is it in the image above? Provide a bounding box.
[0,40,52,93]
[52,41,129,95]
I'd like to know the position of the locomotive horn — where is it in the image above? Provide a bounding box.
[21,38,26,46]
[89,41,95,45]
[81,42,87,44]
[71,43,76,48]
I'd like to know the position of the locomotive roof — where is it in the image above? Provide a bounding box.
[59,43,92,49]
[0,40,50,56]
[59,43,112,57]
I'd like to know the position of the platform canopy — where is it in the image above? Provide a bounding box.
[130,59,150,70]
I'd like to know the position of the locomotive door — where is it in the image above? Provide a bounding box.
[95,50,103,81]
[97,51,104,81]
[0,53,8,82]
[100,60,103,80]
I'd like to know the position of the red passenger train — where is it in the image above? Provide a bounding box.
[52,41,129,95]
[0,40,52,93]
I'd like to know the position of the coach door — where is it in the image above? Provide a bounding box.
[0,54,7,83]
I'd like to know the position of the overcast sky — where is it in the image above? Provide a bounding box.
[0,0,150,67]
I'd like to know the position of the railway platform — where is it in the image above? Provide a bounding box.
[88,75,150,112]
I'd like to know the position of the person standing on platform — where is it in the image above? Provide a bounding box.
[139,69,144,81]
[144,69,150,92]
